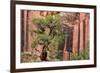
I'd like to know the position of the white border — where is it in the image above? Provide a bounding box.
[16,5,94,69]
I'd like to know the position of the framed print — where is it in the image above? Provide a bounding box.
[10,0,97,72]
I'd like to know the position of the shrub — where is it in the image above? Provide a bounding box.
[70,48,89,60]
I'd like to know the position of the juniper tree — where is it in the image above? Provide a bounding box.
[31,14,64,61]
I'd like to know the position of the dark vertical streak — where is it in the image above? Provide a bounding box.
[71,29,73,53]
[68,52,70,60]
[70,29,73,60]
[26,10,29,51]
[78,14,80,55]
[83,20,86,49]
[21,10,24,52]
[66,30,73,52]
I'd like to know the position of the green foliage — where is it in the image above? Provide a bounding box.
[31,14,64,61]
[32,18,44,25]
[70,48,89,60]
[32,14,61,28]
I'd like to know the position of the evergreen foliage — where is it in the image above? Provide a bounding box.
[31,14,64,61]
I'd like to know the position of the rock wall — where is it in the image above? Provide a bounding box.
[21,10,90,61]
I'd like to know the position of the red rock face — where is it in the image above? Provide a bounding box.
[72,20,79,53]
[72,13,90,54]
[80,13,85,51]
[22,11,43,52]
[21,11,90,60]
